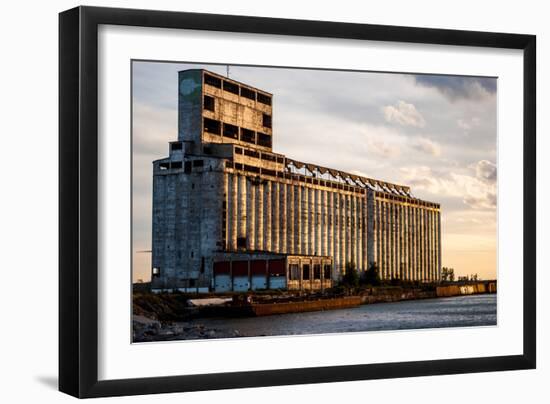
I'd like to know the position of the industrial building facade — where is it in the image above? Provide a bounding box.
[150,69,442,293]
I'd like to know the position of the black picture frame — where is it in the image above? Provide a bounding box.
[59,5,536,398]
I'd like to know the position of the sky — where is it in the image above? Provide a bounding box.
[132,61,497,283]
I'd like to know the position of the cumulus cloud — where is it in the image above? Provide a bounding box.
[382,100,426,128]
[411,137,441,156]
[400,161,497,210]
[474,160,497,183]
[413,75,496,101]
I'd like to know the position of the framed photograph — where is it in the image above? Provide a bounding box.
[59,6,536,398]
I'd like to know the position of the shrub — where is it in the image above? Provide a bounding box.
[363,263,381,286]
[390,276,401,286]
[342,262,359,288]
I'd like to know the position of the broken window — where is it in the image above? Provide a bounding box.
[303,264,310,280]
[203,95,215,112]
[289,264,300,280]
[262,113,272,128]
[159,162,169,170]
[204,73,221,88]
[240,128,256,144]
[314,264,321,280]
[170,142,182,151]
[261,153,276,162]
[184,161,192,173]
[189,279,196,288]
[257,92,272,105]
[244,165,260,174]
[323,265,332,280]
[243,149,260,159]
[237,237,247,249]
[223,123,239,139]
[192,159,204,167]
[257,132,272,148]
[203,118,221,134]
[234,147,243,154]
[171,161,182,169]
[240,87,256,100]
[261,168,276,177]
[223,80,239,95]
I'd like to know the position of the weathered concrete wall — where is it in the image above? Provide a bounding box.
[373,193,441,283]
[151,155,226,290]
[178,70,203,148]
[222,171,364,276]
[212,180,455,283]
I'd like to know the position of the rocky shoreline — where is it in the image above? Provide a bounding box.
[133,314,244,342]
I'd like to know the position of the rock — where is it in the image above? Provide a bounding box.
[133,314,160,327]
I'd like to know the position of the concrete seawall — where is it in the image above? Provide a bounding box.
[436,281,497,297]
[357,281,496,305]
[359,287,436,304]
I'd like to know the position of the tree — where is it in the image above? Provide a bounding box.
[364,262,381,286]
[441,267,455,282]
[342,261,359,288]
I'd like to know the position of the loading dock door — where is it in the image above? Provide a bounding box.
[232,261,249,292]
[213,262,231,292]
[268,259,286,289]
[250,260,267,290]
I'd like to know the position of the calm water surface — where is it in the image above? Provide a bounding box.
[191,294,497,337]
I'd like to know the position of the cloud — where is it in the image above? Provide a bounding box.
[366,139,401,158]
[400,161,496,210]
[132,102,177,156]
[382,100,426,128]
[457,117,481,134]
[411,137,441,156]
[457,119,472,131]
[413,75,496,101]
[463,193,497,210]
[474,160,497,184]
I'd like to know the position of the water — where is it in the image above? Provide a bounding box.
[189,294,497,338]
